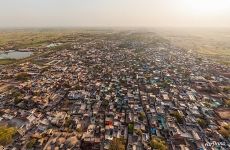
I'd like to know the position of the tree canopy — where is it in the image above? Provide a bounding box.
[109,138,125,150]
[0,126,17,146]
[219,124,230,138]
[150,137,168,150]
[171,111,183,124]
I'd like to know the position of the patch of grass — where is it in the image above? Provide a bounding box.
[0,59,16,65]
[31,60,45,66]
[0,31,70,49]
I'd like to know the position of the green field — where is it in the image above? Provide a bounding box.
[1,28,229,65]
[155,28,230,64]
[0,29,75,49]
[0,59,16,65]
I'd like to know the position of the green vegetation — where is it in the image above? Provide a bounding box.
[223,86,230,93]
[40,66,51,73]
[109,138,125,150]
[128,123,134,134]
[76,127,82,133]
[134,129,143,136]
[10,90,23,104]
[150,137,168,150]
[0,59,16,65]
[219,124,230,138]
[197,118,209,128]
[64,117,75,128]
[31,59,45,66]
[139,112,146,121]
[0,126,17,146]
[15,72,31,81]
[101,100,109,108]
[224,99,230,108]
[204,102,212,108]
[160,80,170,89]
[14,97,23,104]
[26,138,36,149]
[0,30,70,49]
[171,111,183,124]
[157,28,230,65]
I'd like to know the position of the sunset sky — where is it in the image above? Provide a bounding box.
[0,0,230,27]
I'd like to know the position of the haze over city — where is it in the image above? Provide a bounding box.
[0,0,230,28]
[0,0,230,150]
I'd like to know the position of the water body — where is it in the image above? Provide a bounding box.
[0,50,33,59]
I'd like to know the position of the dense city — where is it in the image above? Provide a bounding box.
[0,31,229,150]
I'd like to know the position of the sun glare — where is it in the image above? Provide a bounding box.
[184,0,229,16]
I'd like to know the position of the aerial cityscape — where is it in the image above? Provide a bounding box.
[0,0,230,150]
[0,29,229,150]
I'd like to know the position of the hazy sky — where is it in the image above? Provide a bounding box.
[0,0,230,27]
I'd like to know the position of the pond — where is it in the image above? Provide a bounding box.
[0,50,33,59]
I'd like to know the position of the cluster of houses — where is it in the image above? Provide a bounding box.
[0,32,229,150]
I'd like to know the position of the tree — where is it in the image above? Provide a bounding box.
[219,124,230,138]
[26,138,36,149]
[128,123,134,134]
[102,100,109,109]
[223,86,230,93]
[204,102,211,108]
[0,126,17,146]
[197,118,208,128]
[109,138,125,150]
[15,72,30,81]
[139,112,145,121]
[14,97,23,104]
[224,99,230,108]
[76,127,83,133]
[11,90,23,104]
[171,111,183,124]
[64,117,73,128]
[134,129,142,136]
[150,137,168,150]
